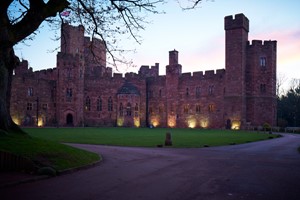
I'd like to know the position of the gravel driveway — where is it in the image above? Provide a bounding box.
[1,133,300,200]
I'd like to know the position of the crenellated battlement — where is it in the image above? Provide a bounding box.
[248,40,277,48]
[179,69,225,80]
[225,13,249,32]
[138,63,159,77]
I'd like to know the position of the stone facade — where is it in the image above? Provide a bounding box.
[10,13,277,129]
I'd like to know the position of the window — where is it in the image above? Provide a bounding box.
[159,106,163,114]
[42,104,48,111]
[97,97,102,111]
[208,104,215,112]
[149,107,153,114]
[186,88,189,96]
[66,68,72,78]
[85,96,91,111]
[196,105,201,114]
[183,105,189,114]
[108,97,113,112]
[159,89,162,97]
[126,103,132,116]
[66,88,72,102]
[196,87,201,97]
[134,103,139,117]
[260,57,266,68]
[209,85,214,95]
[119,103,123,116]
[260,84,266,93]
[27,87,33,96]
[27,103,32,111]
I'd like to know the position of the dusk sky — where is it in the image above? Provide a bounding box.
[14,0,300,89]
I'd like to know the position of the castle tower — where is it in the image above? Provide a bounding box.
[166,50,182,127]
[246,40,277,126]
[224,13,249,128]
[56,24,86,126]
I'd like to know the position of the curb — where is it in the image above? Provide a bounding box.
[0,159,102,189]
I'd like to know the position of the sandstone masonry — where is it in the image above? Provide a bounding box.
[10,13,277,129]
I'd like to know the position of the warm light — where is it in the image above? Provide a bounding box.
[117,117,124,126]
[200,119,209,128]
[150,116,160,127]
[186,117,196,128]
[168,115,176,128]
[12,116,21,125]
[134,117,140,127]
[231,120,241,130]
[38,118,44,127]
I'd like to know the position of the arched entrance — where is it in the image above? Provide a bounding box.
[66,113,73,126]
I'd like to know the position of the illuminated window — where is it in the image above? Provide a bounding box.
[97,97,102,111]
[85,96,91,111]
[126,103,132,116]
[27,103,32,111]
[108,97,113,111]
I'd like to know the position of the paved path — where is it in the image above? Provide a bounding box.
[1,134,300,200]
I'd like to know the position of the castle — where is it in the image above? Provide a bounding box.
[10,13,277,129]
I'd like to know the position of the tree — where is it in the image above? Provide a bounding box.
[277,79,300,127]
[0,0,165,134]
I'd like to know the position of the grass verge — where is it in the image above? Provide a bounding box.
[0,133,100,172]
[25,127,278,148]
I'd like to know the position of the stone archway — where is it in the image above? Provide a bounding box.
[66,113,74,126]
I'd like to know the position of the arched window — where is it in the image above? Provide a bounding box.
[134,103,139,117]
[85,96,91,111]
[108,97,113,111]
[196,104,201,114]
[208,104,215,112]
[183,105,189,114]
[126,103,132,116]
[119,103,123,116]
[97,97,102,111]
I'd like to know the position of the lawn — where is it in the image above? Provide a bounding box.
[25,127,277,148]
[0,133,100,172]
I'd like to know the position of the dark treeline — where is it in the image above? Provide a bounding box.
[277,80,300,127]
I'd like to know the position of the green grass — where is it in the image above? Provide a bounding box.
[0,133,100,171]
[25,127,277,148]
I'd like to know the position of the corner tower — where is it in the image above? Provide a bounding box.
[224,13,249,128]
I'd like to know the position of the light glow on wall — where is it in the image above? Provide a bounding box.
[231,120,241,130]
[186,116,197,128]
[38,118,44,127]
[117,117,124,126]
[200,118,209,128]
[134,117,140,127]
[150,116,160,127]
[168,115,176,128]
[12,116,21,125]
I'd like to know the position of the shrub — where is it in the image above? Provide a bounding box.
[37,167,57,176]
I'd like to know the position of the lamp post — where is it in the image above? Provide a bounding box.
[36,97,39,127]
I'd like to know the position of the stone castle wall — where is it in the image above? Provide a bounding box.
[10,13,277,129]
